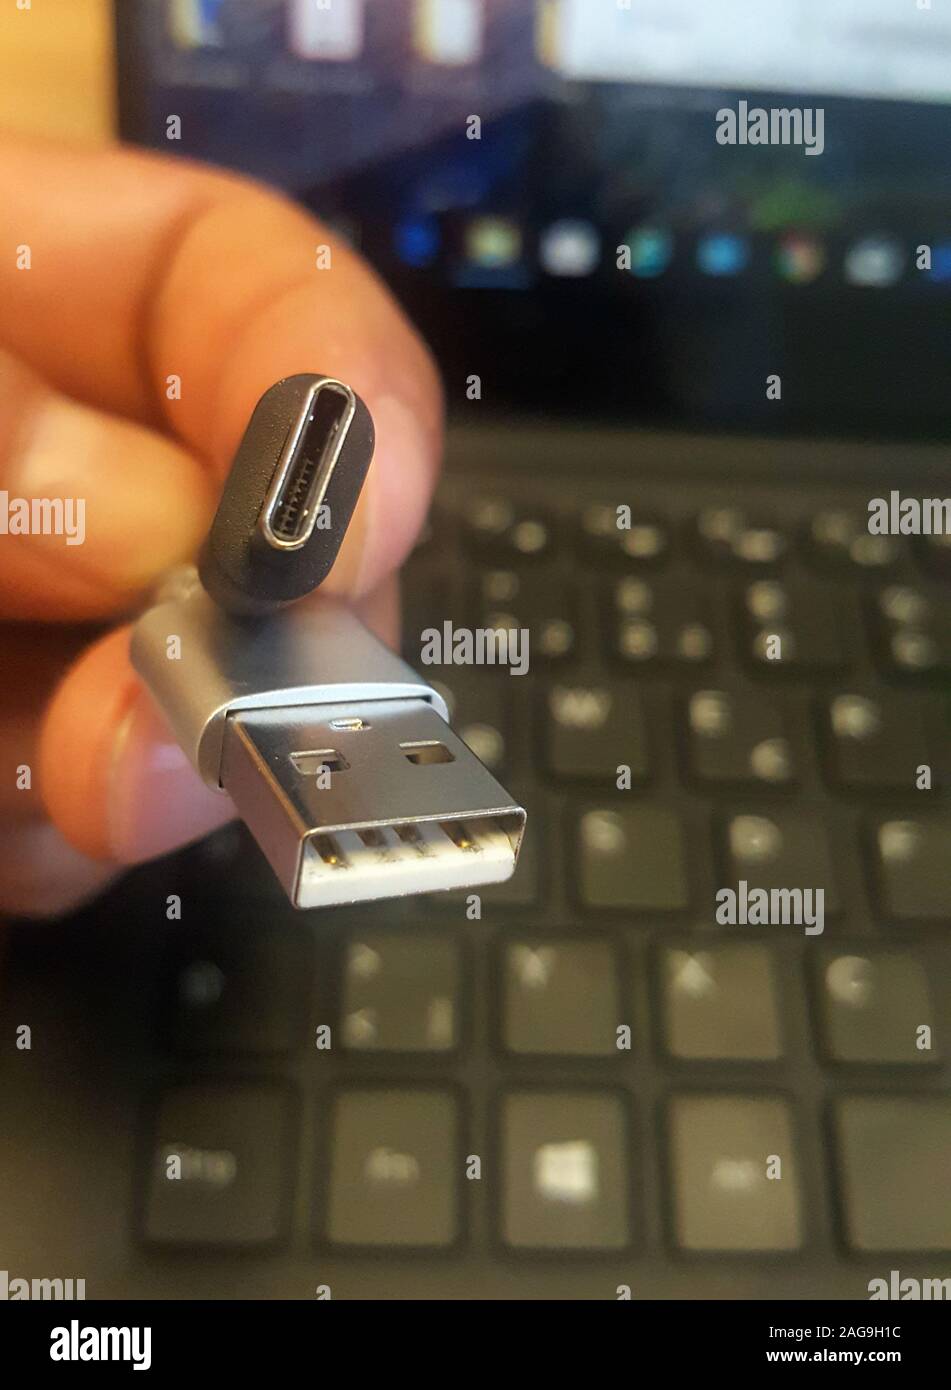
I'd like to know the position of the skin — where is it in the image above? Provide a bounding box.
[0,138,443,917]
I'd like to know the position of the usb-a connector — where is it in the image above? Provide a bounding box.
[222,699,524,908]
[131,575,525,909]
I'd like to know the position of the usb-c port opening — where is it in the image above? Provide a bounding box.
[262,381,356,550]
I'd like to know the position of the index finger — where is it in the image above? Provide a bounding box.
[0,137,443,597]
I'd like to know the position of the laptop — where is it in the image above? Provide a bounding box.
[2,0,950,1300]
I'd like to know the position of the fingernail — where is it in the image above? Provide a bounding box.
[108,693,234,864]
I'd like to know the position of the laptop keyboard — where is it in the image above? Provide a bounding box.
[3,469,950,1298]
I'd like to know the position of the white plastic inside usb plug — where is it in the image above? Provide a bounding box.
[295,816,517,908]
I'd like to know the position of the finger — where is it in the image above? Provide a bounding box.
[0,623,89,821]
[0,821,120,920]
[0,350,214,620]
[0,138,443,601]
[40,625,232,863]
[41,579,401,863]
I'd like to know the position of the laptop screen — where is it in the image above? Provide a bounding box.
[116,1,951,436]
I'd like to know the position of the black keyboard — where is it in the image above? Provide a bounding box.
[2,458,950,1300]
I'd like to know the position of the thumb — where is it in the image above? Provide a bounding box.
[40,579,401,865]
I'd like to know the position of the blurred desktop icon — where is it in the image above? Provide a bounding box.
[464,215,522,269]
[534,0,951,97]
[288,0,365,62]
[394,213,441,268]
[844,234,905,288]
[413,0,485,67]
[535,0,636,78]
[696,231,750,277]
[167,0,224,49]
[775,231,825,284]
[925,241,951,284]
[625,225,674,279]
[539,219,600,277]
[535,0,561,69]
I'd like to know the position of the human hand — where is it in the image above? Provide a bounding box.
[0,138,442,916]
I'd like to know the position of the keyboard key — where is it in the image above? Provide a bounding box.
[872,584,951,677]
[579,502,669,566]
[873,817,951,919]
[668,1096,802,1251]
[475,568,576,662]
[456,719,508,774]
[685,688,795,787]
[142,1084,295,1248]
[661,945,783,1060]
[741,579,848,672]
[500,1091,631,1250]
[465,494,517,545]
[502,939,621,1056]
[325,1089,460,1249]
[401,569,469,670]
[169,922,312,1055]
[465,497,555,559]
[341,933,461,1053]
[610,575,715,666]
[834,1097,951,1251]
[822,692,933,791]
[887,628,947,675]
[544,681,649,783]
[816,950,940,1064]
[806,509,903,572]
[434,675,513,775]
[724,811,840,917]
[877,583,932,628]
[696,507,787,566]
[578,805,690,912]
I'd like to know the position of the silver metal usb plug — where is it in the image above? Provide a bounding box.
[220,699,525,909]
[131,581,526,910]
